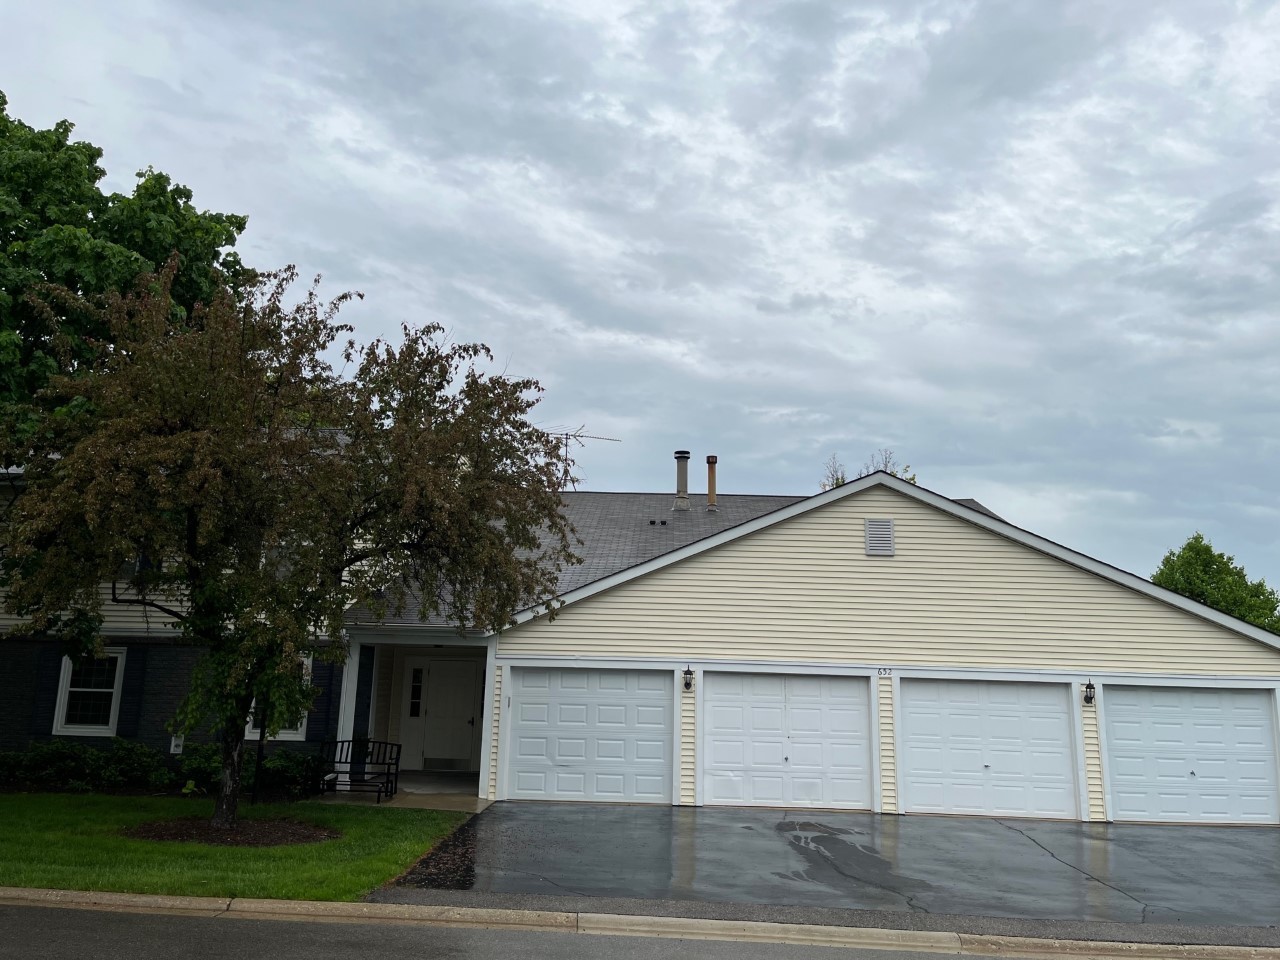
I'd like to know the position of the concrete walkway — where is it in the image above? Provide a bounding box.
[373,802,1280,942]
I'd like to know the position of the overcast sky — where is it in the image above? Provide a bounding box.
[5,0,1279,585]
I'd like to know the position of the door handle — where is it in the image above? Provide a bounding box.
[467,717,475,727]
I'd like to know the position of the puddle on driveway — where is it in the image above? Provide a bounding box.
[775,819,933,911]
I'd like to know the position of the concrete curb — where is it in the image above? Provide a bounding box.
[579,912,963,951]
[3,887,1280,959]
[0,887,231,917]
[227,897,575,931]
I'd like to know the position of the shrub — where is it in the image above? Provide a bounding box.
[257,749,320,800]
[179,742,320,800]
[18,740,101,792]
[98,739,174,792]
[177,743,224,794]
[0,751,24,789]
[1,739,174,793]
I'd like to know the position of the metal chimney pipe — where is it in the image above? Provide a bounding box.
[706,455,718,512]
[673,450,690,511]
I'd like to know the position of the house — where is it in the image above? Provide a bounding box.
[6,452,1280,825]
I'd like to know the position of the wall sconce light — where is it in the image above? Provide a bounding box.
[1083,680,1096,705]
[683,666,694,691]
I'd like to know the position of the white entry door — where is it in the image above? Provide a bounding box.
[1103,685,1279,824]
[505,668,673,802]
[423,659,481,770]
[702,673,873,809]
[899,679,1078,819]
[399,658,482,771]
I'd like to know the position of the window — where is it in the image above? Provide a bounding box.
[245,657,312,742]
[53,648,126,736]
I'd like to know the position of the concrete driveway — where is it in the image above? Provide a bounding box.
[395,802,1280,926]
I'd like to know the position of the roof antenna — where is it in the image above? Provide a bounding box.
[555,426,621,489]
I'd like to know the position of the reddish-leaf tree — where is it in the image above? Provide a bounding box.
[1,263,577,826]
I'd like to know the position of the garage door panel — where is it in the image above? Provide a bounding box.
[702,673,873,809]
[558,671,588,691]
[1103,685,1278,824]
[900,679,1078,819]
[788,707,823,732]
[516,737,548,759]
[506,668,674,803]
[515,771,546,792]
[751,740,786,766]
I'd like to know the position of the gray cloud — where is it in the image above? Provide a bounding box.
[4,0,1279,584]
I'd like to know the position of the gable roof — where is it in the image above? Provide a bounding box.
[344,490,801,627]
[512,472,1280,654]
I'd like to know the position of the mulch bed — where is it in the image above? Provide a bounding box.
[394,816,476,889]
[123,816,340,847]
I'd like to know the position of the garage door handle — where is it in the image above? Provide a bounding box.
[468,717,475,727]
[983,764,990,768]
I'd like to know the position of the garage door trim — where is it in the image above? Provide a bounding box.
[894,674,1088,820]
[1098,681,1280,824]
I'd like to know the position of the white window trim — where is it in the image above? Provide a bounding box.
[53,647,127,737]
[245,657,312,743]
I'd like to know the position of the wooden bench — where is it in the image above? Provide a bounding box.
[318,739,401,802]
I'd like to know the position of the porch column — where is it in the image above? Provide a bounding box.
[335,641,363,788]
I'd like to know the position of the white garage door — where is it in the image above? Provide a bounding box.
[1103,685,1279,824]
[702,673,872,809]
[505,667,673,802]
[900,679,1078,819]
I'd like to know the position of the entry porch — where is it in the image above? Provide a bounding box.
[334,632,495,800]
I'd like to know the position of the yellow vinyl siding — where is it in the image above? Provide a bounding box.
[500,488,1280,675]
[487,668,502,801]
[680,687,696,804]
[877,675,898,813]
[1082,699,1106,820]
[0,584,183,636]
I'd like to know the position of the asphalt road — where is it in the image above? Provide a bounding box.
[1,905,1035,960]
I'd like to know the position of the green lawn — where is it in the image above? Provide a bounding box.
[0,794,468,901]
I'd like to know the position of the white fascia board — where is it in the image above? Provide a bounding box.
[509,471,1280,654]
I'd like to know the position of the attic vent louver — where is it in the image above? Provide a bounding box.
[865,518,895,556]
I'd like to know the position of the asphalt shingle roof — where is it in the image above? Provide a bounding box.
[554,491,803,595]
[345,486,1001,628]
[346,490,800,628]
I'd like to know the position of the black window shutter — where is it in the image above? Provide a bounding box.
[30,646,63,735]
[306,661,336,743]
[115,646,148,738]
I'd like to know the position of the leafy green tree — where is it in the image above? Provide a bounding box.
[1152,533,1279,634]
[1,264,578,827]
[0,90,248,431]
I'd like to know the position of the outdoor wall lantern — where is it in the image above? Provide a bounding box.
[1083,680,1096,705]
[683,666,694,691]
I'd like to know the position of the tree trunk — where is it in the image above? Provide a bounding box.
[251,693,269,806]
[211,719,248,829]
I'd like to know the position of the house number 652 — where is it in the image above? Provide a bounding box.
[877,668,892,676]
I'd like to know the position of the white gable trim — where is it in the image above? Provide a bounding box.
[510,472,1280,653]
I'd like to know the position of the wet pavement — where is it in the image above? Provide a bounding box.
[387,802,1280,927]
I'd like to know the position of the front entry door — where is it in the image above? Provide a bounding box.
[398,657,481,771]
